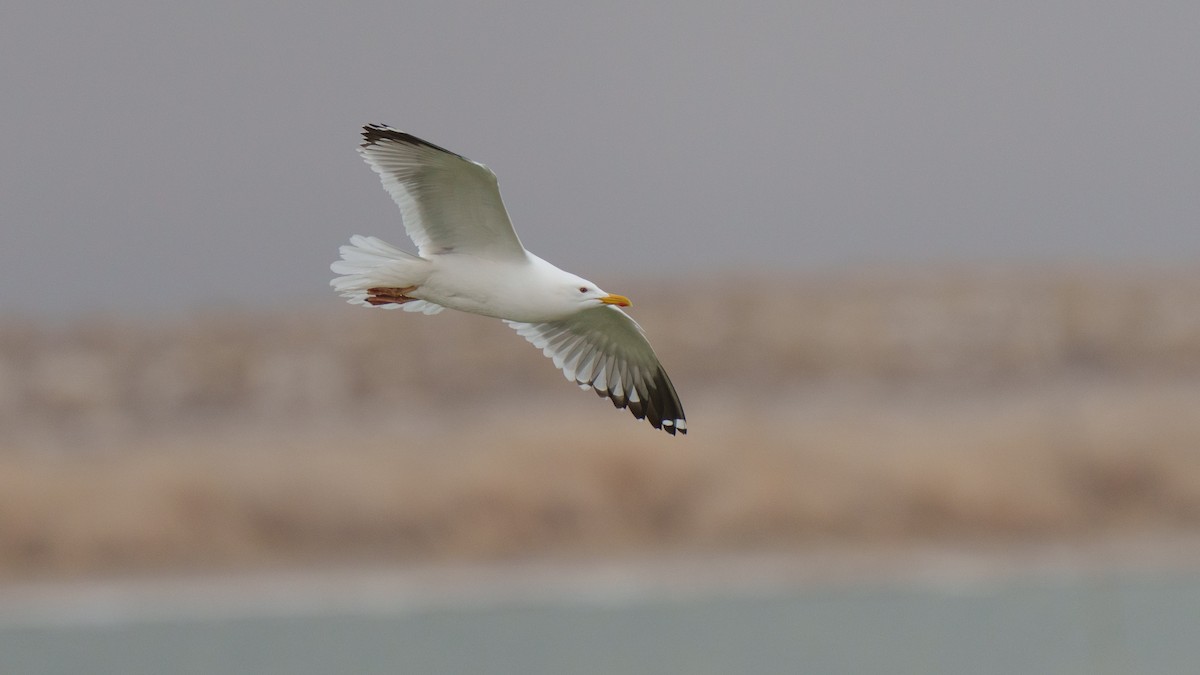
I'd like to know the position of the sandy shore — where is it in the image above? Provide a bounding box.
[3,268,1200,581]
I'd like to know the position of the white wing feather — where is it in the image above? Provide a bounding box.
[358,124,527,261]
[506,307,687,434]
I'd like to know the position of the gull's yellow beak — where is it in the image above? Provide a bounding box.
[600,293,632,308]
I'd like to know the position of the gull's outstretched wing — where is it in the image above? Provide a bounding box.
[358,124,527,261]
[506,307,687,435]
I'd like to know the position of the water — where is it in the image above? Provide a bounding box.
[1,569,1197,675]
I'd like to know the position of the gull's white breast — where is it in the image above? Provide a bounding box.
[417,253,578,323]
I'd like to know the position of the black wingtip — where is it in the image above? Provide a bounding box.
[616,365,686,437]
[648,365,686,436]
[360,124,463,158]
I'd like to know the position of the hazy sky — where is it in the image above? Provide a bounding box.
[3,1,1198,314]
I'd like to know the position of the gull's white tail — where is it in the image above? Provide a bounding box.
[330,235,443,314]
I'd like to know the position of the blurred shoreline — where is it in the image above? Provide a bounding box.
[2,267,1200,580]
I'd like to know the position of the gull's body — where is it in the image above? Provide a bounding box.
[332,125,686,434]
[373,250,595,323]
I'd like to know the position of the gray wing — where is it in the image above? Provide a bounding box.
[506,307,687,435]
[358,124,527,261]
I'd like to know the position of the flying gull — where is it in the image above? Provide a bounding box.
[331,124,686,435]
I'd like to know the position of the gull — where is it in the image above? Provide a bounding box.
[331,124,686,435]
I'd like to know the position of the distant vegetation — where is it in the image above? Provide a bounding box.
[1,266,1199,578]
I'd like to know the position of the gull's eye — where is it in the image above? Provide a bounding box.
[579,287,588,293]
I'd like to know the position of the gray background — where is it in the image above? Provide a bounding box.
[3,1,1197,314]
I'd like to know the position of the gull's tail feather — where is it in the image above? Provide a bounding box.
[330,235,443,314]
